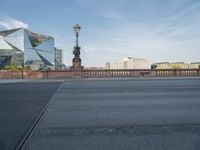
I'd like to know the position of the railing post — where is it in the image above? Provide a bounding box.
[47,71,48,79]
[173,70,176,76]
[150,69,156,77]
[22,70,23,79]
[175,69,181,76]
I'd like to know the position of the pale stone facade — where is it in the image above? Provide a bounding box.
[105,57,151,69]
[153,62,200,69]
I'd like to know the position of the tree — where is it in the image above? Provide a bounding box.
[3,62,31,71]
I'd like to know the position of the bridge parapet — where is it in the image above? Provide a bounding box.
[0,69,199,79]
[82,69,200,78]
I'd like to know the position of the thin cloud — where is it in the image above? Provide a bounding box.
[0,17,28,30]
[100,10,125,20]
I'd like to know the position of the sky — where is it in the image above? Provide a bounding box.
[0,0,200,67]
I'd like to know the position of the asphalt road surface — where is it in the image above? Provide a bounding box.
[0,82,62,150]
[23,78,200,150]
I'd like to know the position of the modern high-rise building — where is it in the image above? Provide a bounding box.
[0,28,54,70]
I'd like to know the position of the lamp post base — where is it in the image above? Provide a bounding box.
[70,57,84,71]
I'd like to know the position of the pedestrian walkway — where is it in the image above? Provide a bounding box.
[0,79,31,84]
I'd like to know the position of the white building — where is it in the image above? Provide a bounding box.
[105,57,151,69]
[110,61,126,69]
[105,62,110,69]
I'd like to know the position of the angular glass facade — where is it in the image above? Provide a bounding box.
[0,28,54,70]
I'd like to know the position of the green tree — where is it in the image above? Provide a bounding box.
[3,62,31,71]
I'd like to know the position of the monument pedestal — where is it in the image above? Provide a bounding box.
[71,58,83,70]
[72,58,81,69]
[70,57,83,78]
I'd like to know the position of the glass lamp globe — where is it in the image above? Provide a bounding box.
[73,24,81,34]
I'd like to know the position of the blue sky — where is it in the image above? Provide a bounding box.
[0,0,200,66]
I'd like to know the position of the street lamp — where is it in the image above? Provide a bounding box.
[71,24,83,70]
[73,24,81,58]
[73,24,81,47]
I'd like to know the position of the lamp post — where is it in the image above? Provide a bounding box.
[74,24,81,48]
[71,24,83,70]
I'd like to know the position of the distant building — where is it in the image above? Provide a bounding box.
[55,48,66,70]
[152,62,200,69]
[105,62,110,69]
[110,61,125,69]
[105,57,151,69]
[152,62,170,69]
[0,28,54,70]
[190,62,200,69]
[125,57,151,69]
[89,67,100,70]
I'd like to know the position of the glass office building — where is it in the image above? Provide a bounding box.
[0,28,54,70]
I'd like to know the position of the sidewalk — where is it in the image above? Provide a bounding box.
[0,79,31,84]
[0,79,65,84]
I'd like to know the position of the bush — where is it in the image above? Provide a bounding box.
[3,64,31,71]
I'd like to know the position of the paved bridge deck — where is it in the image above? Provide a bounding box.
[20,78,200,150]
